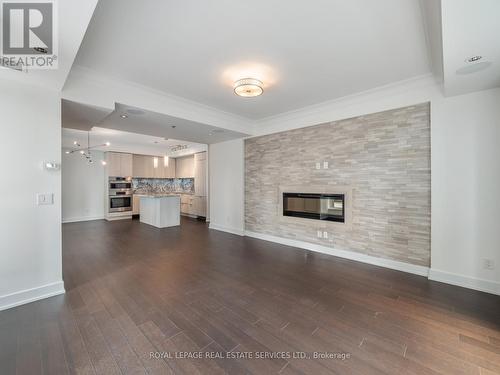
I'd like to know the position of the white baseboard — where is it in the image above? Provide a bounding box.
[62,215,105,223]
[181,213,198,219]
[429,269,500,296]
[0,281,65,311]
[244,231,430,277]
[209,223,245,236]
[106,215,132,221]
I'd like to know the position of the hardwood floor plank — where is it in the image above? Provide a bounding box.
[92,308,148,375]
[58,301,96,375]
[72,303,122,375]
[14,304,41,375]
[1,321,20,375]
[1,218,499,375]
[91,279,174,375]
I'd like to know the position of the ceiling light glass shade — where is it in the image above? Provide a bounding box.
[234,78,263,97]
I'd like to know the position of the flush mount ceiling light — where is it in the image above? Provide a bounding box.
[234,78,263,97]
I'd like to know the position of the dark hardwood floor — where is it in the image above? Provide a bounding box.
[1,217,500,374]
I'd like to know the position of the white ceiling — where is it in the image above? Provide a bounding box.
[62,100,248,144]
[62,100,113,131]
[0,0,98,90]
[73,0,431,120]
[62,127,207,157]
[440,0,500,96]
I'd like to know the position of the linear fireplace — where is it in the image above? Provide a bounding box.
[283,192,345,222]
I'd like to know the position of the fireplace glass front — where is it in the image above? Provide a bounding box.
[283,193,345,222]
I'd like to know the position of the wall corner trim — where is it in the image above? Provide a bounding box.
[209,223,245,236]
[428,269,500,296]
[0,281,65,312]
[244,231,430,277]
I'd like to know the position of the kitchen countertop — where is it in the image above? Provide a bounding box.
[135,193,181,198]
[134,192,193,196]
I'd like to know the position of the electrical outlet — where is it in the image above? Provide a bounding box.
[483,259,495,270]
[323,161,329,169]
[315,162,321,170]
[317,230,323,238]
[323,231,328,239]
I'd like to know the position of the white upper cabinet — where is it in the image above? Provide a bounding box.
[106,152,133,177]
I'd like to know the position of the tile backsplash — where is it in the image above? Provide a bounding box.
[132,178,194,194]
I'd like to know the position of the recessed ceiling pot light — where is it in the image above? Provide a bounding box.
[120,114,128,119]
[234,78,264,97]
[465,56,482,63]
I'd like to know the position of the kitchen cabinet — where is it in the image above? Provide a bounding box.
[180,194,192,215]
[106,152,133,177]
[132,154,145,178]
[132,195,141,215]
[163,157,176,178]
[194,152,207,196]
[192,196,207,217]
[133,154,176,178]
[121,153,133,177]
[153,157,163,178]
[133,154,152,178]
[175,155,194,178]
[179,194,206,217]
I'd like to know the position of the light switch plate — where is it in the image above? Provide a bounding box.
[323,231,328,238]
[317,230,323,238]
[37,193,54,205]
[323,161,329,169]
[315,162,321,170]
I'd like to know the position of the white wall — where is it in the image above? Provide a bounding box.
[62,150,105,222]
[430,88,500,294]
[0,79,64,310]
[214,76,500,295]
[209,139,245,235]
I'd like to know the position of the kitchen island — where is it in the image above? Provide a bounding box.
[137,194,181,228]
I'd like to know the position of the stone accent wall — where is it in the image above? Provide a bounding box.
[245,103,431,267]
